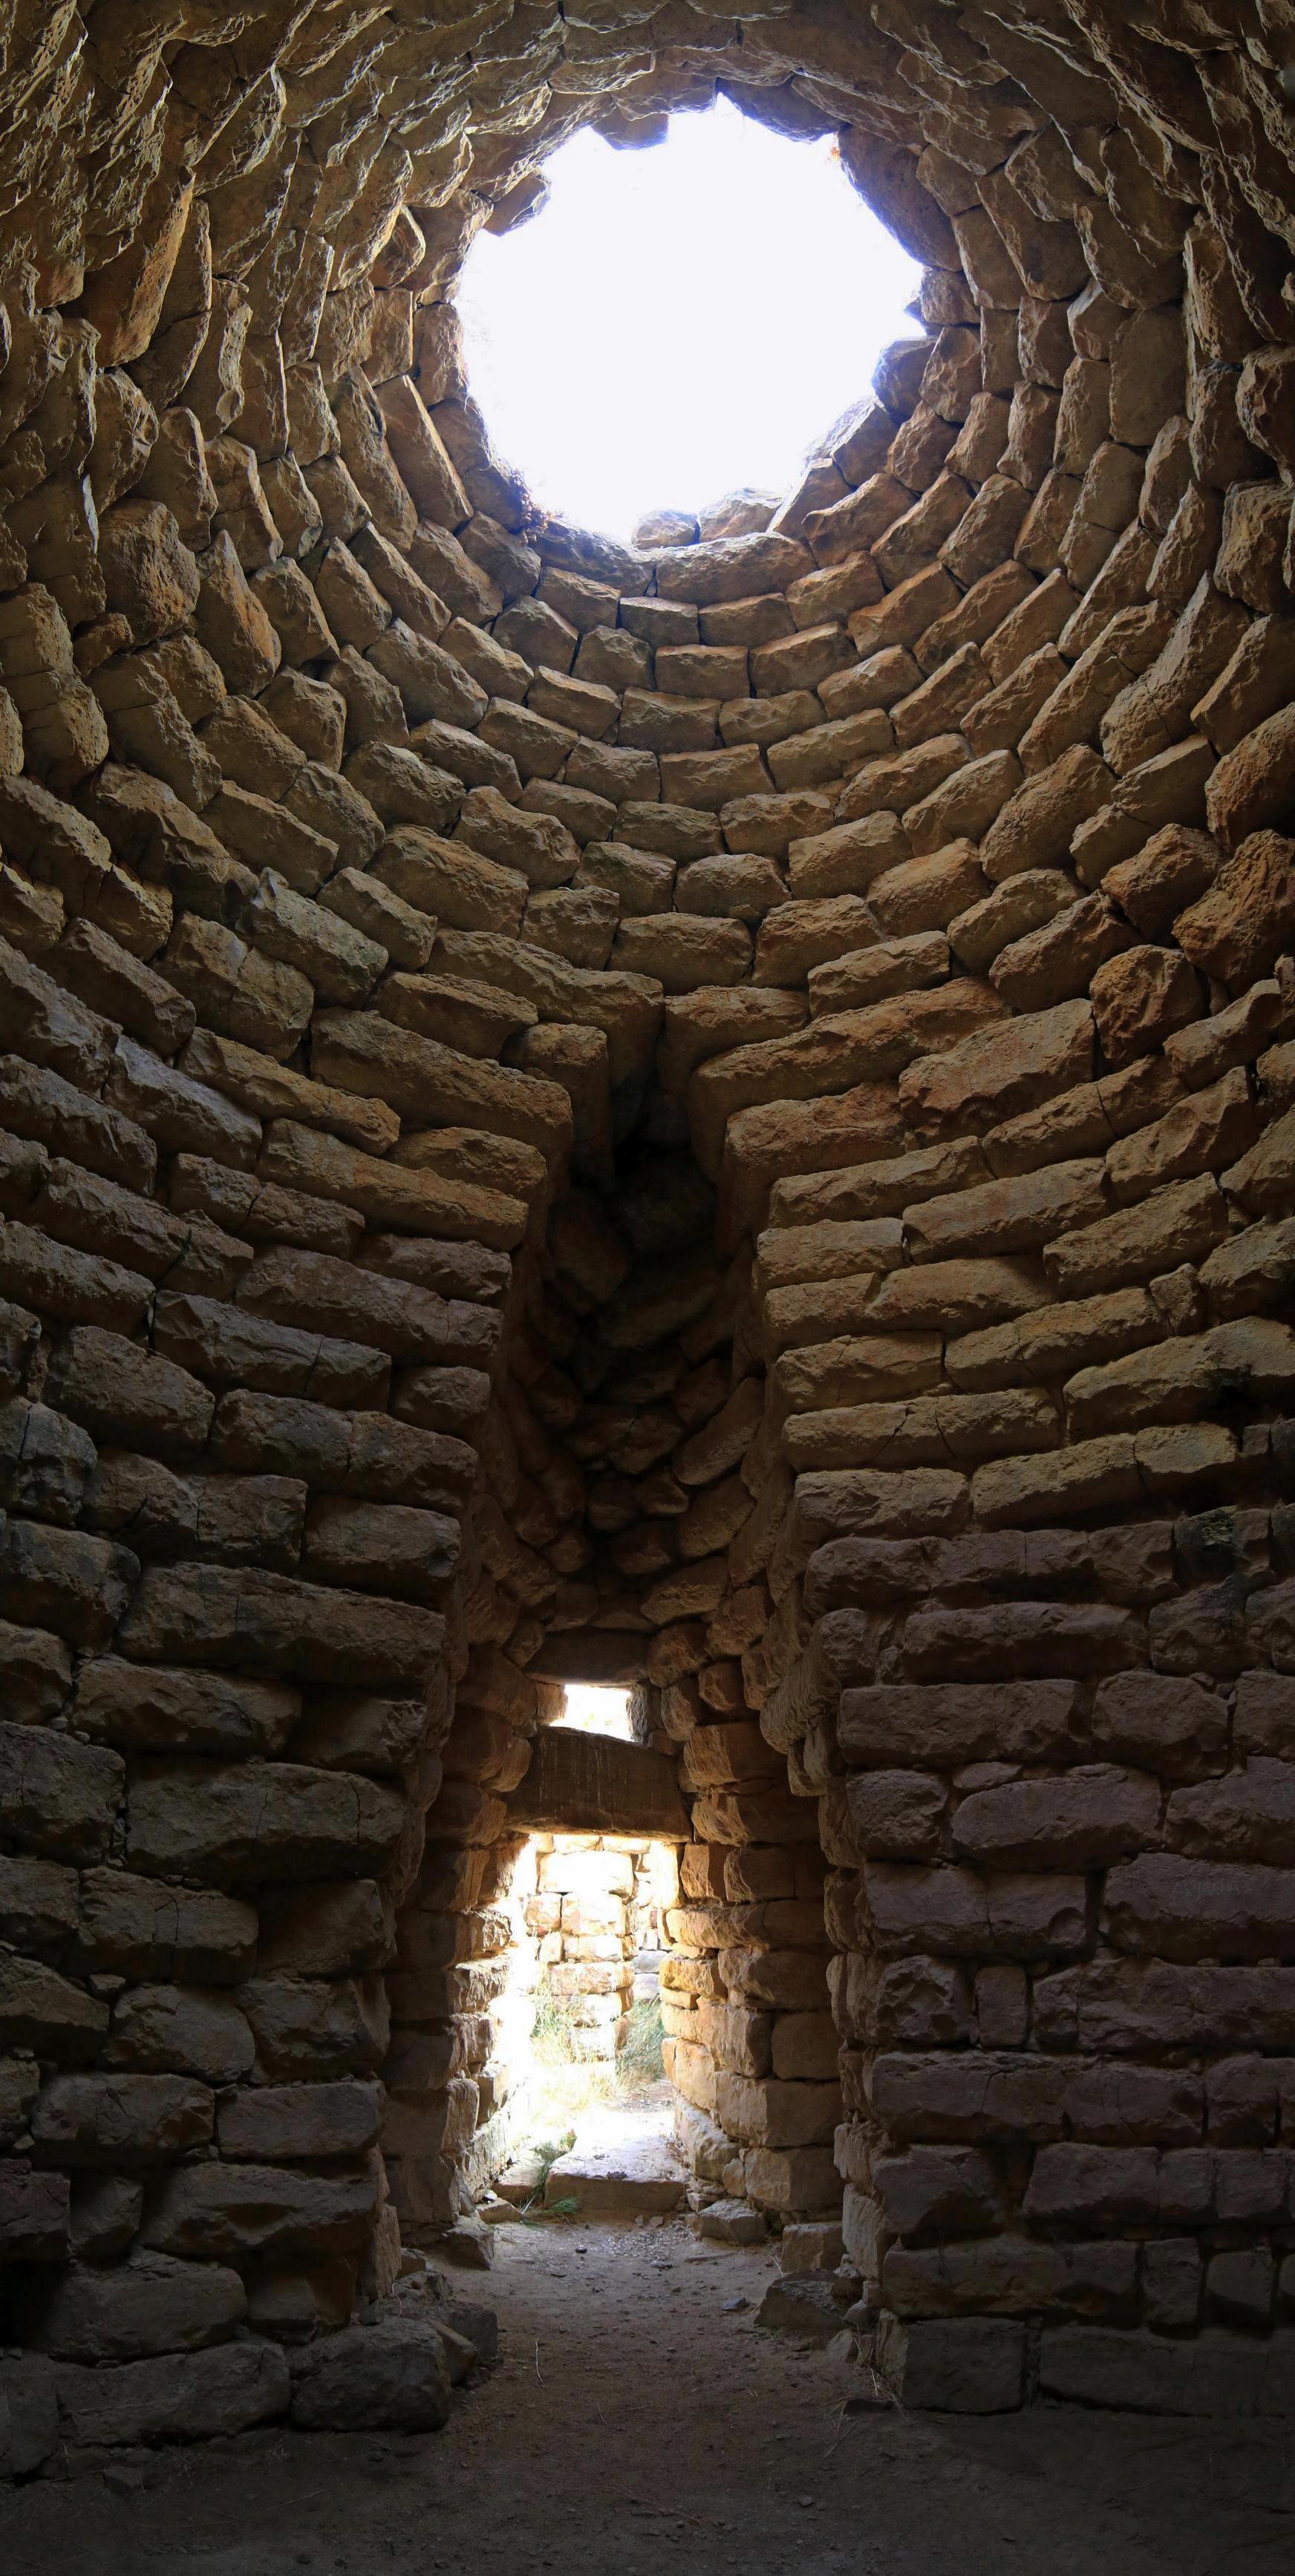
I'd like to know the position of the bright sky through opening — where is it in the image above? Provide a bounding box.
[458,100,922,541]
[558,1686,633,1739]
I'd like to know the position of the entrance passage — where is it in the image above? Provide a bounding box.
[487,1760,690,2221]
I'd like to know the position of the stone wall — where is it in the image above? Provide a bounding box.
[3,0,1295,2459]
[525,1829,671,2061]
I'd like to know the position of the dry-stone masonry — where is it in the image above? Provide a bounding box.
[4,0,1295,2461]
[520,1829,673,2066]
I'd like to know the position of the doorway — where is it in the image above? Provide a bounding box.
[486,1687,689,2219]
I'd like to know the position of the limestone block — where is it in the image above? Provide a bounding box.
[0,2159,68,2266]
[143,2150,379,2264]
[118,1562,444,1691]
[54,2339,288,2447]
[1200,1214,1295,1315]
[0,1217,157,1337]
[715,2072,841,2149]
[1103,1854,1295,1962]
[0,2349,58,2474]
[869,842,984,939]
[0,1514,138,1649]
[838,732,968,829]
[294,1694,428,1777]
[125,1757,405,1887]
[1040,2323,1295,2416]
[743,2145,841,2214]
[42,1324,211,1459]
[54,916,195,1055]
[0,926,121,1091]
[0,1853,77,1949]
[1176,830,1295,988]
[213,1388,473,1510]
[0,1393,95,1525]
[103,1984,253,2084]
[1164,1761,1295,1868]
[952,1769,1158,1870]
[194,531,281,692]
[642,531,811,608]
[1236,347,1295,475]
[886,2234,1135,2322]
[1194,620,1295,764]
[1089,941,1203,1063]
[134,409,217,550]
[872,2144,1005,2245]
[76,1867,257,1982]
[839,1680,1084,1772]
[311,1007,571,1168]
[1103,822,1219,936]
[898,995,1093,1139]
[1066,1315,1295,1440]
[1166,978,1294,1090]
[303,1497,459,1605]
[259,1121,523,1249]
[847,1769,947,1861]
[904,1159,1106,1265]
[19,2247,243,2364]
[0,1952,107,2060]
[0,863,64,960]
[0,1630,56,1774]
[1216,481,1290,615]
[1044,1171,1229,1298]
[206,780,339,897]
[105,1035,261,1170]
[290,2319,452,2433]
[235,1243,493,1369]
[217,2081,383,2164]
[787,829,906,911]
[153,1290,389,1408]
[340,744,456,843]
[903,1598,1142,1682]
[611,912,749,994]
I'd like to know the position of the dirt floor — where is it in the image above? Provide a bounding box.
[1,2219,1293,2575]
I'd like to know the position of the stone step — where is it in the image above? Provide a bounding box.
[538,2106,688,2216]
[543,2139,688,2216]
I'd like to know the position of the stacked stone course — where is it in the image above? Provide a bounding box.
[4,0,1295,2457]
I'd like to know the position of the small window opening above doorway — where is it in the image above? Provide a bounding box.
[552,1683,634,1739]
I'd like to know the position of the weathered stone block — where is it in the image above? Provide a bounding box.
[1039,2325,1295,2416]
[289,2320,452,2432]
[46,1324,214,1457]
[863,1863,1089,1960]
[20,2250,244,2361]
[0,1956,108,2061]
[217,2081,383,2162]
[884,2234,1136,2320]
[55,2338,289,2446]
[103,1984,255,2084]
[76,1867,257,1982]
[125,1758,405,1887]
[889,2315,1025,2413]
[142,2160,378,2263]
[30,2073,213,2164]
[0,2163,69,2263]
[0,1722,123,1863]
[118,1563,445,1688]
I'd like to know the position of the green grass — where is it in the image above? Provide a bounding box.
[617,1992,665,2087]
[524,1980,666,2133]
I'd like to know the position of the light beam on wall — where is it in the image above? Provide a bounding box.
[457,99,922,540]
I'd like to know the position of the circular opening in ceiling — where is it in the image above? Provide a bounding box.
[457,99,921,543]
